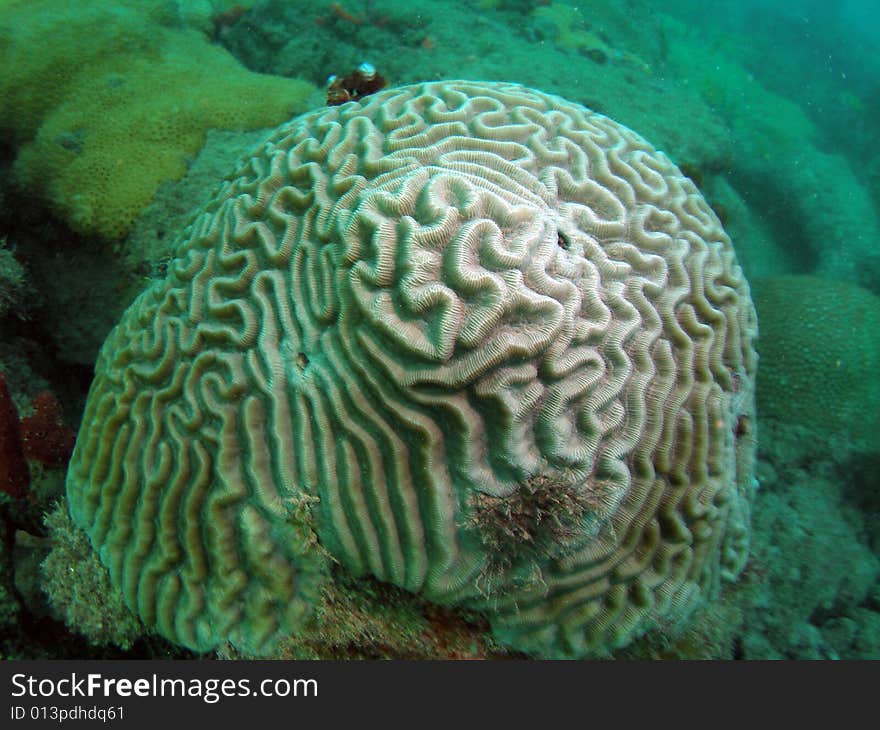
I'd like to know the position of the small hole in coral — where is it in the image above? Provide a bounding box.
[295,353,309,371]
[557,231,570,250]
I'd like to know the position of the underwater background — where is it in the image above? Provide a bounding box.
[0,0,877,659]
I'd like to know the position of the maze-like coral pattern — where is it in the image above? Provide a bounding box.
[66,81,758,656]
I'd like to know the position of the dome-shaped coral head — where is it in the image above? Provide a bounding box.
[66,80,757,658]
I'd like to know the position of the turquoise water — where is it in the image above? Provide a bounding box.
[0,0,877,659]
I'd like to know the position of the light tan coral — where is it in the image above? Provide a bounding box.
[66,80,757,657]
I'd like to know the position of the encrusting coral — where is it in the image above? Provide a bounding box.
[753,275,880,448]
[532,3,651,70]
[0,240,28,321]
[0,371,29,500]
[0,0,316,241]
[63,80,758,658]
[41,503,142,650]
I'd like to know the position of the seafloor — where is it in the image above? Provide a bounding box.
[0,0,878,659]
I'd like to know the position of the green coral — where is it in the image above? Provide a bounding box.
[0,239,27,320]
[41,503,142,650]
[0,0,316,240]
[753,275,880,448]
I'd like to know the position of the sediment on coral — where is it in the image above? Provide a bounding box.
[251,568,503,660]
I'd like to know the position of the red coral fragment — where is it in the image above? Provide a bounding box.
[0,370,29,498]
[20,391,75,469]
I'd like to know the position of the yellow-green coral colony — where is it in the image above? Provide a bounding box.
[0,0,316,241]
[65,80,758,657]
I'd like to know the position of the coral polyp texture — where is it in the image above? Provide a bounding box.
[65,80,758,657]
[753,275,880,448]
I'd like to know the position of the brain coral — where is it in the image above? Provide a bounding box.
[66,80,758,657]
